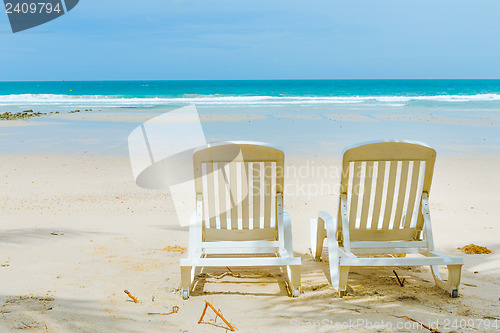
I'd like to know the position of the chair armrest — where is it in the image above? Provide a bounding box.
[282,210,294,255]
[318,211,340,241]
[188,194,203,256]
[421,192,436,251]
[339,194,350,252]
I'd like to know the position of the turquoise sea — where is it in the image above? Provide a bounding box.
[1,80,500,109]
[1,80,499,155]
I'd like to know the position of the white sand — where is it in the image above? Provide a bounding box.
[7,108,497,127]
[0,121,58,128]
[1,154,499,332]
[48,112,266,123]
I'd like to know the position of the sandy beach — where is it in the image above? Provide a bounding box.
[2,0,500,327]
[1,146,499,332]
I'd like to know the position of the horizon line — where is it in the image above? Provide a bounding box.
[1,78,500,83]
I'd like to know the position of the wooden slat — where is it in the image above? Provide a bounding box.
[203,227,277,242]
[229,162,239,230]
[349,162,362,229]
[359,161,374,230]
[263,162,272,228]
[393,161,410,229]
[206,163,217,228]
[381,161,398,230]
[252,162,261,229]
[351,241,427,250]
[218,162,228,229]
[370,161,386,229]
[241,162,250,229]
[202,240,279,248]
[349,228,417,241]
[404,161,421,228]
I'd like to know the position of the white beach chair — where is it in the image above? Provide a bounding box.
[180,142,301,299]
[310,141,463,297]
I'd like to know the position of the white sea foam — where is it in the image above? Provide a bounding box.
[1,93,500,107]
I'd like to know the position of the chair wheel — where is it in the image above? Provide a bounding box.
[339,290,347,298]
[451,289,458,298]
[292,288,299,297]
[182,290,189,300]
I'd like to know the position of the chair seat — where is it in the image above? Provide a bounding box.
[181,255,300,267]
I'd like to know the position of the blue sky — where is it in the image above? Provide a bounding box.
[1,0,500,80]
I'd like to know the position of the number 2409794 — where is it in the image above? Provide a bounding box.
[5,2,62,14]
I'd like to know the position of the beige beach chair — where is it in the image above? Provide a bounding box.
[310,141,463,297]
[180,142,301,299]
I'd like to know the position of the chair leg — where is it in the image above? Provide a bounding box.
[310,218,326,261]
[181,266,195,299]
[431,264,462,297]
[323,217,349,296]
[338,266,350,297]
[327,246,350,297]
[287,265,301,297]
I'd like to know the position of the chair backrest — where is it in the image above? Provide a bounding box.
[193,142,284,242]
[339,141,436,242]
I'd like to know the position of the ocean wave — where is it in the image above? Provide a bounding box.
[1,93,500,106]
